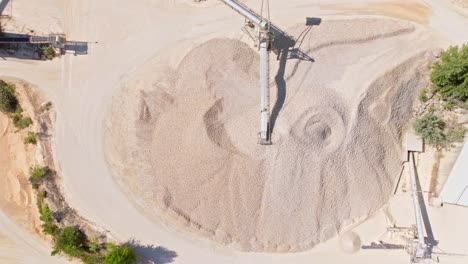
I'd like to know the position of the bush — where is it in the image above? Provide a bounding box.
[418,88,429,102]
[431,45,468,104]
[53,226,87,257]
[414,112,447,147]
[24,131,37,145]
[442,99,455,111]
[81,253,106,264]
[39,203,58,235]
[38,44,56,60]
[37,190,47,205]
[446,123,467,143]
[104,245,137,264]
[28,166,49,189]
[0,80,18,113]
[13,113,32,129]
[35,190,58,236]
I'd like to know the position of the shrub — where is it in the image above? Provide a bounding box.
[81,253,106,264]
[37,190,47,205]
[414,112,447,148]
[53,226,87,257]
[38,44,56,60]
[24,131,37,145]
[446,123,467,143]
[12,113,33,129]
[0,80,18,113]
[442,99,455,111]
[35,190,58,236]
[418,88,429,102]
[39,203,58,235]
[431,45,468,104]
[104,245,137,264]
[28,166,49,189]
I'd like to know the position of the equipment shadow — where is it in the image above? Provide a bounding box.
[414,162,438,251]
[0,0,10,16]
[269,17,320,135]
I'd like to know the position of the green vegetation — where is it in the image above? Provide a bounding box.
[12,113,33,129]
[414,45,467,149]
[431,44,468,105]
[442,99,455,111]
[28,166,49,189]
[33,185,137,263]
[104,245,137,264]
[414,112,467,149]
[446,122,467,143]
[418,88,429,103]
[52,226,87,257]
[24,127,138,264]
[24,131,37,145]
[0,80,33,130]
[81,253,106,264]
[0,80,18,113]
[36,190,59,236]
[414,112,447,148]
[38,44,56,60]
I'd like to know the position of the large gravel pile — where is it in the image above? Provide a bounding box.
[104,19,434,252]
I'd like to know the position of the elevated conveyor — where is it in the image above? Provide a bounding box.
[220,0,272,144]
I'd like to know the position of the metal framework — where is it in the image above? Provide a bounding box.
[408,152,430,261]
[221,0,272,144]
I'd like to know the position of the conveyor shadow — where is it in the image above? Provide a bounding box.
[414,160,438,250]
[269,17,320,134]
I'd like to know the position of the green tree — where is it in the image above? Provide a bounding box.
[104,245,137,264]
[431,45,468,103]
[24,131,37,145]
[39,203,58,235]
[0,80,18,113]
[28,166,49,189]
[53,226,87,257]
[13,114,32,129]
[414,112,447,148]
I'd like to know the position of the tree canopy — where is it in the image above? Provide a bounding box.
[104,245,137,264]
[414,112,446,148]
[431,44,468,103]
[53,226,87,257]
[0,80,18,113]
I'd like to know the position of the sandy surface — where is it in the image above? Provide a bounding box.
[0,209,68,264]
[1,0,468,263]
[105,19,435,252]
[0,82,40,236]
[0,80,66,264]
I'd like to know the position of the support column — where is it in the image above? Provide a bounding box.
[408,152,427,259]
[259,40,270,144]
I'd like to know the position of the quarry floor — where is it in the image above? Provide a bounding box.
[0,0,468,263]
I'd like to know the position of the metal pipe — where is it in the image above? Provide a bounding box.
[221,0,268,30]
[408,152,427,259]
[259,40,270,144]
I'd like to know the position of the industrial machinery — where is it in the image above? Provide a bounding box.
[405,133,430,262]
[0,33,89,55]
[221,0,273,145]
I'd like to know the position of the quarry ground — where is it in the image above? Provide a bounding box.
[0,0,468,263]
